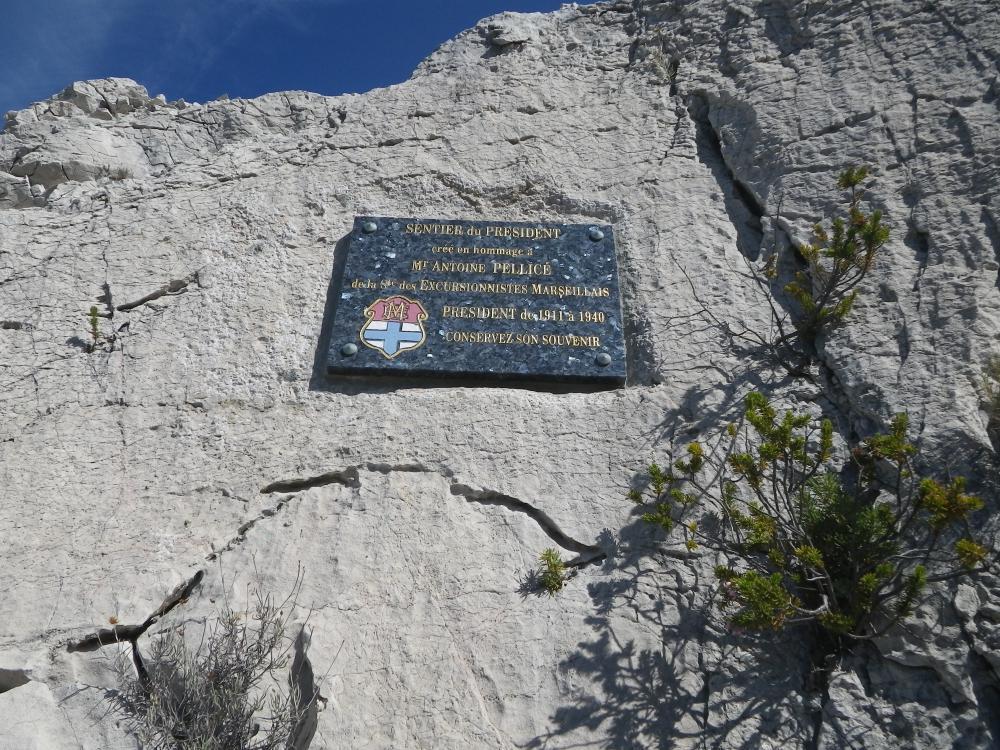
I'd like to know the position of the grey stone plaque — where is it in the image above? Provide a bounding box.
[326,216,626,385]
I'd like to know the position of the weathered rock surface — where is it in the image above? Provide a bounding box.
[1,1,998,747]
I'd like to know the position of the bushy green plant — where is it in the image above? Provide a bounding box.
[630,392,989,643]
[537,548,567,596]
[785,167,890,343]
[108,581,312,749]
[726,168,889,375]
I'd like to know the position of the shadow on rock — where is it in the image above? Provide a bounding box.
[524,521,815,749]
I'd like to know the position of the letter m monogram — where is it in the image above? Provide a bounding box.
[384,301,407,321]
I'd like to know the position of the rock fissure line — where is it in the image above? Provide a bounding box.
[207,498,294,561]
[67,569,205,652]
[254,464,604,566]
[448,482,605,565]
[363,461,449,477]
[259,467,362,493]
[687,92,765,261]
[116,272,200,312]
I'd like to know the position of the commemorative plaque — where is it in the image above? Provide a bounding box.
[326,217,626,385]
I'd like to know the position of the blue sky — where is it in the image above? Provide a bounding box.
[1,0,566,119]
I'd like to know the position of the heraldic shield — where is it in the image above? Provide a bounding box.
[359,295,428,359]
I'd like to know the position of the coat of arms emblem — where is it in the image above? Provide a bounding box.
[359,295,428,359]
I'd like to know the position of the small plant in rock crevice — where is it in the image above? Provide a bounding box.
[785,166,890,344]
[97,164,133,181]
[722,167,890,376]
[629,391,991,651]
[87,305,101,351]
[537,548,567,596]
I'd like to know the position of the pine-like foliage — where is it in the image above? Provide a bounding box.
[537,548,567,595]
[88,305,101,351]
[785,167,890,343]
[720,168,890,375]
[630,393,989,641]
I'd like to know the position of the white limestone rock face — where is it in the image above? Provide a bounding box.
[0,2,997,748]
[0,680,80,750]
[0,172,39,209]
[3,79,155,190]
[484,12,542,46]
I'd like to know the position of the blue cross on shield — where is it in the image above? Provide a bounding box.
[359,295,428,360]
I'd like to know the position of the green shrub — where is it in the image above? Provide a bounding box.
[537,548,567,596]
[785,167,890,344]
[728,168,889,375]
[630,392,989,645]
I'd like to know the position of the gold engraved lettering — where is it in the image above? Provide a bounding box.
[444,331,516,344]
[384,301,407,321]
[491,261,552,276]
[540,334,601,347]
[529,283,611,298]
[420,279,530,294]
[461,246,532,257]
[441,330,600,347]
[484,226,561,239]
[532,309,575,322]
[431,261,486,273]
[441,306,518,320]
[404,223,560,239]
[430,246,535,257]
[404,223,467,236]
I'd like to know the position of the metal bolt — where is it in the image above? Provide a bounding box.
[361,220,378,234]
[595,352,612,367]
[341,343,358,356]
[588,226,605,242]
